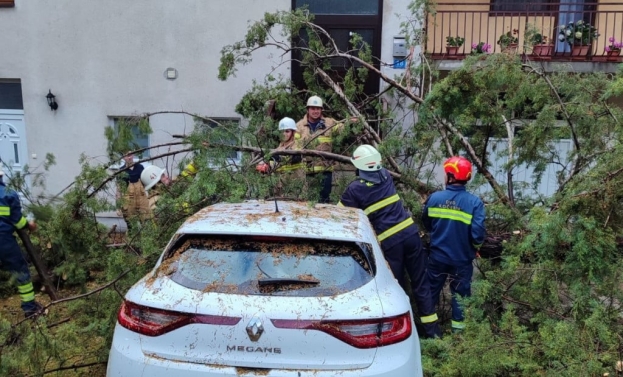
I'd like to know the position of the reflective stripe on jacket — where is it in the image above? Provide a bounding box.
[422,185,486,266]
[296,115,343,172]
[338,168,418,249]
[272,134,305,174]
[180,161,198,178]
[0,181,28,233]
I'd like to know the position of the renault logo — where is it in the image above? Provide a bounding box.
[246,318,264,342]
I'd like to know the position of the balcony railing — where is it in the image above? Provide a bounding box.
[426,2,623,62]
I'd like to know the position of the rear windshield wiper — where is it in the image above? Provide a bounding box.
[258,278,320,287]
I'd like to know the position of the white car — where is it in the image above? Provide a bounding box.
[107,200,422,377]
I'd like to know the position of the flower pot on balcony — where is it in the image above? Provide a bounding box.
[446,46,460,55]
[606,50,621,61]
[532,44,552,56]
[571,44,591,57]
[501,43,518,54]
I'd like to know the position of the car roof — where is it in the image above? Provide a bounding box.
[177,200,371,242]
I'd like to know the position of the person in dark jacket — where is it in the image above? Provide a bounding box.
[338,145,441,339]
[0,169,44,318]
[117,151,150,231]
[423,156,486,333]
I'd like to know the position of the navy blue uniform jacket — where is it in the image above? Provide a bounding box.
[0,181,28,233]
[339,169,418,250]
[422,185,485,266]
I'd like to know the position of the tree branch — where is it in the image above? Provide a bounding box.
[436,116,518,211]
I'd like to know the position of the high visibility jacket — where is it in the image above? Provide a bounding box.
[422,185,486,266]
[180,161,199,179]
[338,169,418,250]
[296,115,343,173]
[270,134,305,173]
[0,181,28,234]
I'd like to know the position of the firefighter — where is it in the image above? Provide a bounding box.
[423,156,486,333]
[179,161,199,180]
[256,117,307,198]
[118,151,150,230]
[0,169,44,318]
[338,145,441,339]
[296,96,343,203]
[140,165,172,213]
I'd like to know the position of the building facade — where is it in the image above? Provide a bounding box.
[0,0,413,197]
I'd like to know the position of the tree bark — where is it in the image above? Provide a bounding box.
[16,229,59,301]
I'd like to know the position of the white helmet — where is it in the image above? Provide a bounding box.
[141,165,166,191]
[278,117,297,131]
[351,144,382,171]
[306,95,323,108]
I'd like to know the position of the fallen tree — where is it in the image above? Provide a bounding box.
[2,2,623,376]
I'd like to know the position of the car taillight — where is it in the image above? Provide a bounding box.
[118,300,241,336]
[271,312,412,349]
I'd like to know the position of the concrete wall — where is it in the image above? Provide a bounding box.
[0,0,290,195]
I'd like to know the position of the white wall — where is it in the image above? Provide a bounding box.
[0,0,290,195]
[380,0,417,83]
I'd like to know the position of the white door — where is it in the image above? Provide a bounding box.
[0,110,29,180]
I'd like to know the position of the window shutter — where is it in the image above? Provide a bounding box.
[0,0,15,8]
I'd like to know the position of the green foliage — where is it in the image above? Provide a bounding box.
[559,20,599,46]
[497,29,519,48]
[416,52,623,376]
[3,4,623,376]
[445,36,465,47]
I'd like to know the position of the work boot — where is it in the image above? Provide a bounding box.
[21,301,45,318]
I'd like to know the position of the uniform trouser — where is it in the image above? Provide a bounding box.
[383,235,441,338]
[307,171,332,203]
[427,258,473,331]
[121,182,151,228]
[0,232,37,312]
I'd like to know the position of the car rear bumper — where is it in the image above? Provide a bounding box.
[107,324,422,377]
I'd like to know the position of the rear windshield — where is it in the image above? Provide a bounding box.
[158,235,375,297]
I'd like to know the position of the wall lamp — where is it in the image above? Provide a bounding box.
[46,90,58,111]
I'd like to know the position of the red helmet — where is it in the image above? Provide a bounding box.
[443,156,472,181]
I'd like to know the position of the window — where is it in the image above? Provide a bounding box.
[291,0,383,96]
[0,1,15,8]
[107,117,151,170]
[108,117,150,157]
[196,117,242,165]
[166,235,374,296]
[490,0,554,13]
[294,0,379,15]
[0,80,24,110]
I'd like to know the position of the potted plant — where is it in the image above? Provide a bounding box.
[445,36,465,55]
[605,36,622,60]
[525,25,552,57]
[558,20,599,56]
[497,29,519,53]
[470,42,492,56]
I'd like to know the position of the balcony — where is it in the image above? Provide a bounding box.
[426,2,623,65]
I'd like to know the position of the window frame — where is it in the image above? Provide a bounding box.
[196,117,242,167]
[107,116,151,170]
[0,0,15,8]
